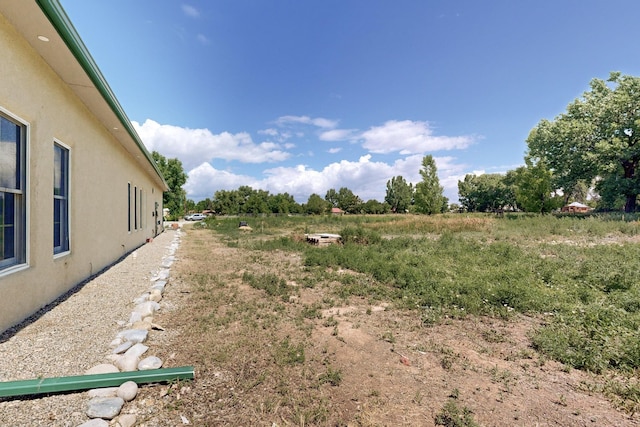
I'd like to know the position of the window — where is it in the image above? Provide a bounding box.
[0,111,26,270]
[127,182,131,232]
[53,142,69,255]
[134,185,138,230]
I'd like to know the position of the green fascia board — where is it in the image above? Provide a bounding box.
[0,366,195,398]
[35,0,168,190]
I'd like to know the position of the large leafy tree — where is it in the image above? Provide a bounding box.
[325,187,362,213]
[385,176,413,213]
[527,72,640,212]
[458,173,515,212]
[414,155,447,214]
[304,193,329,215]
[508,158,562,213]
[152,151,187,219]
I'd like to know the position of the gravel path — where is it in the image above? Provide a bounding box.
[0,226,182,427]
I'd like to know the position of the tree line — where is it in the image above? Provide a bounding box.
[155,72,640,217]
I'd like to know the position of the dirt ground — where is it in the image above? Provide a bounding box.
[133,226,639,426]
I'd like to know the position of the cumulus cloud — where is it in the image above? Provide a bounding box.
[360,120,475,154]
[134,119,291,170]
[182,152,465,204]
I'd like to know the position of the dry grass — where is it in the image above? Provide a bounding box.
[136,225,639,426]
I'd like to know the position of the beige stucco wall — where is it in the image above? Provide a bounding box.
[0,13,164,333]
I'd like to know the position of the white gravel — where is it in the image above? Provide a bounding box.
[0,227,181,427]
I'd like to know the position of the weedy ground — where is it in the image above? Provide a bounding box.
[137,213,640,426]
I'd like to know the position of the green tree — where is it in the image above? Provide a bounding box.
[458,173,515,212]
[510,158,562,213]
[152,151,187,219]
[304,193,329,215]
[385,176,413,213]
[324,188,339,207]
[268,193,301,214]
[362,199,390,214]
[527,72,640,212]
[325,187,362,213]
[414,155,447,214]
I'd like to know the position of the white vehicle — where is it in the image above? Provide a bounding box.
[186,213,206,221]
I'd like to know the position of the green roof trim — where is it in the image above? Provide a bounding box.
[35,0,168,190]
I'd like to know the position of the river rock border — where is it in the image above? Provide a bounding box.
[77,226,183,427]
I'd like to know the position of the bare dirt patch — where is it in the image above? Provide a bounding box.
[136,227,638,426]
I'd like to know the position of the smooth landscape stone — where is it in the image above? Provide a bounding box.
[87,387,118,398]
[124,343,149,358]
[138,356,163,370]
[131,319,153,330]
[149,289,162,302]
[133,301,160,318]
[117,381,139,401]
[157,269,170,280]
[116,329,148,344]
[114,353,139,372]
[112,341,134,354]
[128,311,142,325]
[151,280,167,291]
[86,396,125,420]
[77,419,109,427]
[132,293,150,305]
[114,413,137,427]
[85,364,120,375]
[109,337,123,348]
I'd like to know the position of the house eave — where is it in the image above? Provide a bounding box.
[0,0,169,191]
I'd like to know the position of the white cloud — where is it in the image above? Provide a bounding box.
[360,120,475,154]
[181,4,200,18]
[134,119,291,171]
[319,129,358,141]
[275,115,338,129]
[184,163,258,201]
[182,153,465,204]
[328,147,342,154]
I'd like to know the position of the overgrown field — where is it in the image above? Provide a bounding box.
[148,213,640,425]
[200,213,640,377]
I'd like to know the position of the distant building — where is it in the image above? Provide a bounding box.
[561,202,591,213]
[331,207,344,215]
[0,1,168,333]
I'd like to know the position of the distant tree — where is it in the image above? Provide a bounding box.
[385,176,413,213]
[337,187,362,213]
[324,188,339,207]
[510,158,562,213]
[414,155,447,214]
[184,199,196,214]
[362,199,390,214]
[152,151,187,219]
[305,193,329,215]
[195,198,214,212]
[268,192,301,214]
[458,173,515,212]
[527,72,640,212]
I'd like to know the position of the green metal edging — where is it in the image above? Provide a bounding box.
[34,0,168,191]
[0,366,194,398]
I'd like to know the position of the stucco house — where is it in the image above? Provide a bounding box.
[0,1,168,333]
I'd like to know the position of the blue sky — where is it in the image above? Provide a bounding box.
[60,0,640,204]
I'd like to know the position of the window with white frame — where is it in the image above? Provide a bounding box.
[0,111,26,270]
[53,142,69,255]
